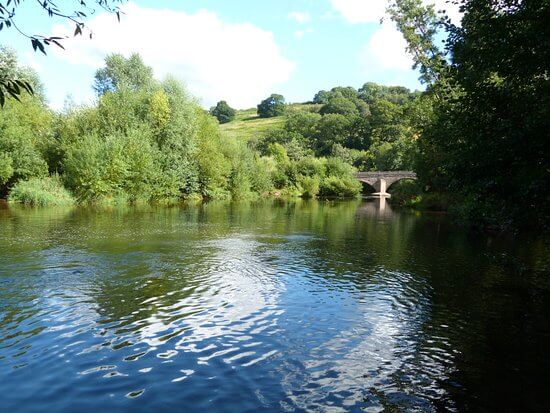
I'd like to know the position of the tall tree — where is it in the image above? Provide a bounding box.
[93,53,154,95]
[389,0,550,228]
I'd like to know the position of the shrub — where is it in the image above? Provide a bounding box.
[250,157,274,195]
[319,175,361,198]
[299,175,320,198]
[296,157,325,177]
[8,176,74,206]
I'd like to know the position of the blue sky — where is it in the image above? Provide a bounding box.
[2,0,460,110]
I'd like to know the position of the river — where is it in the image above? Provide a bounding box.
[0,199,548,412]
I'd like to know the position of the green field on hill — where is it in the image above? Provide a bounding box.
[219,104,321,142]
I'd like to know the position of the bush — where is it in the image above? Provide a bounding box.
[8,176,74,206]
[299,175,320,198]
[319,175,361,198]
[296,157,325,177]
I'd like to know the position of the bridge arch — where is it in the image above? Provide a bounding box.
[355,171,417,197]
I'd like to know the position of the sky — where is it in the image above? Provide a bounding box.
[3,0,461,110]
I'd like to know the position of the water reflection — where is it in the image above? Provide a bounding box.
[0,200,548,412]
[357,196,394,219]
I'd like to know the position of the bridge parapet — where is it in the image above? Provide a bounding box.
[355,171,417,180]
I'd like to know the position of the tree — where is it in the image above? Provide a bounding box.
[387,0,447,86]
[257,94,286,118]
[316,114,352,155]
[313,90,331,104]
[210,100,236,124]
[390,0,550,228]
[94,53,154,95]
[320,97,359,117]
[0,0,126,104]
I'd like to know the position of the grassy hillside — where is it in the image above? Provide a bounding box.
[219,104,321,142]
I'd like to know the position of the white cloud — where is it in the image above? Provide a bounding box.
[294,28,314,39]
[331,0,461,86]
[360,22,413,73]
[330,0,462,25]
[288,11,311,24]
[51,3,295,108]
[329,0,387,24]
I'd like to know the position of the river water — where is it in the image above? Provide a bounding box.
[0,199,548,412]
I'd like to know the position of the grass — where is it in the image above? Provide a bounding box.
[219,103,320,142]
[219,108,285,141]
[8,175,75,206]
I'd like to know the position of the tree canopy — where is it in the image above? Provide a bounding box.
[389,0,550,228]
[210,100,236,124]
[257,94,286,118]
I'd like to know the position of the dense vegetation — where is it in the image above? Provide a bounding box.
[386,0,549,230]
[0,49,368,205]
[1,0,547,230]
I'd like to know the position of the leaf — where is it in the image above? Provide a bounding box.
[31,38,46,54]
[51,39,65,49]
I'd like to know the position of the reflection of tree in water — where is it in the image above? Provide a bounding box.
[1,200,549,411]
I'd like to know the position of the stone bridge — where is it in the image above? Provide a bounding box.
[355,171,417,197]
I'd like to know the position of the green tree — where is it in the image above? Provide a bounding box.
[320,96,359,117]
[210,100,236,124]
[313,90,331,104]
[257,94,286,118]
[389,0,550,228]
[316,114,352,155]
[94,53,154,95]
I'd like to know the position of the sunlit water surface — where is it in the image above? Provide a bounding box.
[1,200,549,412]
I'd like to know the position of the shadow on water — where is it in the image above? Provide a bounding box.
[0,199,549,412]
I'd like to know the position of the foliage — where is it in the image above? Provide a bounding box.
[319,175,361,198]
[257,94,286,118]
[210,100,236,124]
[8,175,74,206]
[387,179,422,206]
[320,96,359,117]
[390,0,550,229]
[0,46,45,106]
[94,53,154,95]
[0,1,126,102]
[0,50,423,206]
[0,152,13,185]
[299,175,320,198]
